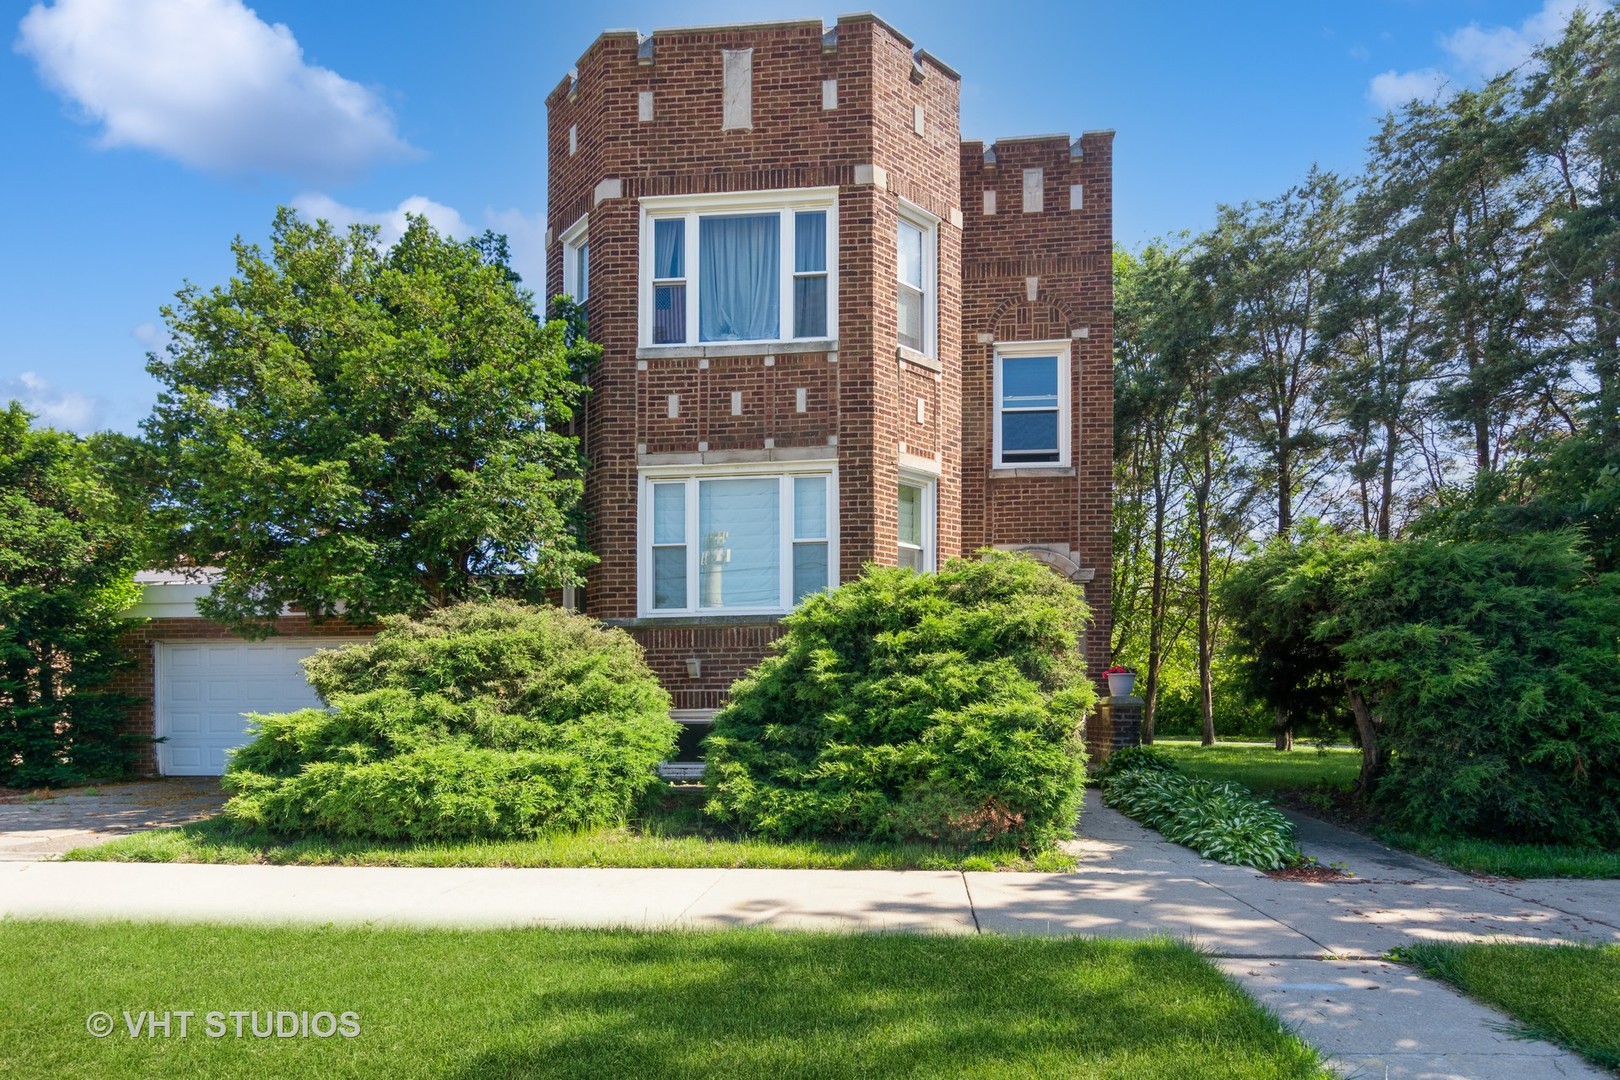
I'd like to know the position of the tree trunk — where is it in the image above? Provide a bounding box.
[1378,416,1398,540]
[1197,460,1215,747]
[1347,685,1383,794]
[1273,706,1293,751]
[1143,463,1169,744]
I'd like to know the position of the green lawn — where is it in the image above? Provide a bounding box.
[0,921,1328,1079]
[1151,738,1358,794]
[1374,830,1620,879]
[1397,942,1620,1071]
[63,787,1076,873]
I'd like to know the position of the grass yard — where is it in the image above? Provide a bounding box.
[1396,941,1620,1071]
[63,786,1077,873]
[1151,738,1358,795]
[1374,830,1620,879]
[0,921,1328,1080]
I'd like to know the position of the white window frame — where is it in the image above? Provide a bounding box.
[897,471,936,572]
[896,200,938,359]
[637,461,839,617]
[560,213,589,303]
[638,188,839,349]
[993,339,1072,468]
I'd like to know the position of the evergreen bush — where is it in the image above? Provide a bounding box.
[703,552,1095,850]
[223,601,676,840]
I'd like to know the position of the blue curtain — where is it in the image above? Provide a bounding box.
[700,214,779,341]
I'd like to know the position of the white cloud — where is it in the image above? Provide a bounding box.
[1367,68,1448,110]
[132,321,169,352]
[294,195,552,297]
[291,193,472,248]
[1366,0,1587,111]
[2,371,103,433]
[482,207,548,293]
[15,0,416,183]
[1441,0,1585,79]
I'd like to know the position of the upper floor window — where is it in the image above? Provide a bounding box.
[994,340,1072,468]
[640,189,838,348]
[560,213,589,303]
[896,203,937,357]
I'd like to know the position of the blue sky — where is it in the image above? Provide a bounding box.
[2,0,1587,434]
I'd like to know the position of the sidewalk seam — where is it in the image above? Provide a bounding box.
[1198,876,1336,958]
[959,872,981,933]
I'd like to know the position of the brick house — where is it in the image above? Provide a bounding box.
[115,13,1115,777]
[546,14,1114,759]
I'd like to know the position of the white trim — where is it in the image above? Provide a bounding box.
[897,470,937,573]
[896,200,938,359]
[993,338,1072,469]
[637,461,839,618]
[560,213,589,302]
[638,188,839,349]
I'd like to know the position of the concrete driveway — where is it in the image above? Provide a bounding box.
[0,779,226,860]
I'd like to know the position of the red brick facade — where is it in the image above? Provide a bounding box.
[547,16,1114,718]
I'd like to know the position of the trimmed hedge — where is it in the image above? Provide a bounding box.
[703,551,1096,850]
[222,602,676,840]
[1100,756,1304,870]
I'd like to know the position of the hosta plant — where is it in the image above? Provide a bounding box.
[1101,762,1304,870]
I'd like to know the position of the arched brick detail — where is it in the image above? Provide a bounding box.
[981,294,1080,343]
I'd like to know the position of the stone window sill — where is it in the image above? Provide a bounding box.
[989,466,1076,478]
[896,345,941,372]
[637,339,837,361]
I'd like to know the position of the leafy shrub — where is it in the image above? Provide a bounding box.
[1093,744,1178,780]
[1341,536,1620,846]
[704,551,1096,850]
[0,405,144,787]
[223,601,676,840]
[1100,760,1303,870]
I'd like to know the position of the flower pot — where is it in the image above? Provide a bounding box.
[1106,672,1136,698]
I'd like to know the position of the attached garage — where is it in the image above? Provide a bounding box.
[154,641,330,776]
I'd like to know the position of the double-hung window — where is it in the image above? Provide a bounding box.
[641,189,838,347]
[993,340,1072,467]
[896,203,937,357]
[644,468,836,615]
[897,475,935,572]
[560,214,589,303]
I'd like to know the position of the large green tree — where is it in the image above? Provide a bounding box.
[137,209,596,633]
[0,405,143,786]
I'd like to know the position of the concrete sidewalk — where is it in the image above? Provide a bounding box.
[2,789,1616,1079]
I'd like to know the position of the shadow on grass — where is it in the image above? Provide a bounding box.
[447,932,1328,1080]
[63,786,1078,872]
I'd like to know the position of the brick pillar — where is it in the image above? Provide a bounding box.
[1085,695,1142,768]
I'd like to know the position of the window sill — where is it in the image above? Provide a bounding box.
[896,345,941,372]
[604,614,790,629]
[989,466,1075,478]
[637,339,837,361]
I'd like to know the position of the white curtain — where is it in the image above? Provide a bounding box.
[698,477,779,607]
[700,214,779,341]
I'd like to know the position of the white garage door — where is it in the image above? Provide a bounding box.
[156,641,329,776]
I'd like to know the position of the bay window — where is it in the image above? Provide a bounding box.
[642,468,836,615]
[640,189,838,348]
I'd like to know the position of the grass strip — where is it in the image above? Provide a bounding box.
[63,789,1077,872]
[1396,941,1620,1071]
[0,920,1330,1079]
